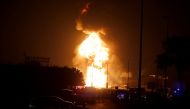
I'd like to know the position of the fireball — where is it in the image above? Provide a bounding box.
[79,32,109,88]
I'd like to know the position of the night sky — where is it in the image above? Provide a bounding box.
[0,0,190,75]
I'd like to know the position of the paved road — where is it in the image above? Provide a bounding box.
[86,100,126,109]
[83,99,180,109]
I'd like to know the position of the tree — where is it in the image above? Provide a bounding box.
[156,36,190,92]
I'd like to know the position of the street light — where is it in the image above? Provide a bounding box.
[138,0,144,102]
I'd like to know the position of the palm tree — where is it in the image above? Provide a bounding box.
[156,36,190,93]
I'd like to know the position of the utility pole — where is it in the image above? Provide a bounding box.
[127,60,130,89]
[106,62,109,88]
[164,16,169,97]
[138,0,144,102]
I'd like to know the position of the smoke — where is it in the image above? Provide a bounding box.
[75,2,106,35]
[106,50,132,88]
[75,2,91,32]
[72,51,87,77]
[73,2,131,88]
[81,3,91,15]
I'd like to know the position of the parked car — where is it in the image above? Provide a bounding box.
[58,89,86,108]
[29,96,74,109]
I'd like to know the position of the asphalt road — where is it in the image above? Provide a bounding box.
[86,100,126,109]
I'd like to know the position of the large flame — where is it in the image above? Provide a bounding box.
[79,32,109,88]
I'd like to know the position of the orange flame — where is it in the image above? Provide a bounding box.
[79,32,109,88]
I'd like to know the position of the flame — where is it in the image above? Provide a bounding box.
[79,32,109,88]
[80,3,91,15]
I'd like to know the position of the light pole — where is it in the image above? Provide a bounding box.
[127,60,130,88]
[163,16,169,97]
[138,0,144,101]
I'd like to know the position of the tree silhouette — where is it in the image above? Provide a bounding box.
[156,36,190,91]
[1,64,85,96]
[1,64,85,108]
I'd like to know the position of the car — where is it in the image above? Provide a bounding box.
[59,89,74,102]
[29,96,74,109]
[58,89,86,108]
[73,93,86,108]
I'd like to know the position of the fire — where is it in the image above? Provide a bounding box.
[79,32,109,88]
[80,3,91,15]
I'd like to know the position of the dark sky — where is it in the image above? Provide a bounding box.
[0,0,190,75]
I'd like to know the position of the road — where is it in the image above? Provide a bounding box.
[85,100,126,109]
[82,99,178,109]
